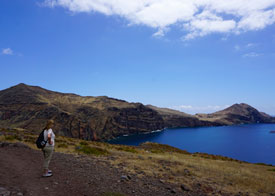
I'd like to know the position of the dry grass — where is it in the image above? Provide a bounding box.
[108,144,275,195]
[0,128,274,195]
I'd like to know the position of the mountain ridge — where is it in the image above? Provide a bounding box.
[0,83,274,140]
[195,103,275,125]
[0,83,164,140]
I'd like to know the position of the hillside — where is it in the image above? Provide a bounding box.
[147,105,221,128]
[0,84,275,141]
[0,128,274,196]
[0,83,164,141]
[195,103,275,125]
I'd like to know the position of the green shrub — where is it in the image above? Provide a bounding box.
[80,141,89,146]
[57,143,68,148]
[140,142,190,154]
[268,168,275,172]
[150,149,164,154]
[4,134,22,141]
[55,138,67,143]
[75,145,109,156]
[23,135,36,143]
[23,138,35,143]
[66,138,73,142]
[116,146,138,153]
[256,163,273,166]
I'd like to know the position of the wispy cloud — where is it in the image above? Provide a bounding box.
[2,48,13,55]
[234,45,241,51]
[242,52,262,58]
[221,36,229,41]
[235,42,258,51]
[246,43,257,48]
[152,27,170,38]
[43,0,275,40]
[234,43,262,57]
[1,48,22,57]
[170,105,230,114]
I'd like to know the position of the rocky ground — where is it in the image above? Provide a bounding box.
[1,131,274,196]
[0,142,210,196]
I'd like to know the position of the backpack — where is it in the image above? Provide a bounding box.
[36,130,47,149]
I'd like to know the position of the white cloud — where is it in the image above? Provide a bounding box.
[246,43,257,48]
[234,45,241,51]
[242,52,262,57]
[152,27,170,38]
[221,37,227,41]
[44,0,275,39]
[234,43,262,57]
[234,42,258,50]
[237,9,275,31]
[170,105,230,114]
[2,48,13,55]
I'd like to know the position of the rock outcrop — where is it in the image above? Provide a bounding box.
[195,103,275,125]
[0,83,164,140]
[0,84,274,141]
[147,105,221,128]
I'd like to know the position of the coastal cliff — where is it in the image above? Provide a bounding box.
[147,105,222,128]
[0,84,274,141]
[195,103,275,125]
[0,84,164,140]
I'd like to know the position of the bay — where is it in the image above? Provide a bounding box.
[109,123,275,165]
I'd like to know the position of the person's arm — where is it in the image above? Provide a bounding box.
[47,132,53,145]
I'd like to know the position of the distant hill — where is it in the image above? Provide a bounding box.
[195,103,275,125]
[146,105,221,128]
[0,84,274,141]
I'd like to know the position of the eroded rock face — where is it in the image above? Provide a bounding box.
[1,84,274,141]
[195,103,275,125]
[159,115,222,128]
[0,84,165,141]
[147,105,223,128]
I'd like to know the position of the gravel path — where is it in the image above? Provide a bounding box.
[0,143,192,196]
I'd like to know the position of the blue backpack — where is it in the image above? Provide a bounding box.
[36,130,47,149]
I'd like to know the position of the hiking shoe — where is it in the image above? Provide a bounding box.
[42,173,53,177]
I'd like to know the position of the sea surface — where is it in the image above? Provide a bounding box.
[109,124,275,165]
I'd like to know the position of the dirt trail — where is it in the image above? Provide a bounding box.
[0,143,191,196]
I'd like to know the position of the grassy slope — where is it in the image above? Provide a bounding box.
[1,128,274,196]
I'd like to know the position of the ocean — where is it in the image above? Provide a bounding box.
[109,123,275,165]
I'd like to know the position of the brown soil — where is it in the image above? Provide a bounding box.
[0,143,195,196]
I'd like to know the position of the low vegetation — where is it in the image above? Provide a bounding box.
[75,144,109,156]
[0,127,274,195]
[4,134,22,141]
[57,143,68,148]
[141,142,190,154]
[114,145,138,153]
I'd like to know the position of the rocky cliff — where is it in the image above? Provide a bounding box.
[195,103,275,125]
[0,83,164,140]
[0,84,274,141]
[147,105,222,128]
[196,103,275,125]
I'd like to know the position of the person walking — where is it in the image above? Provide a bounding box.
[42,119,55,177]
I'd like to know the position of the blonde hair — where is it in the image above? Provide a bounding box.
[45,119,54,129]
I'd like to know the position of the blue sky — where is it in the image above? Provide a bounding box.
[1,0,275,115]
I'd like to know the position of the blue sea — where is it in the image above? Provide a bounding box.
[109,124,275,165]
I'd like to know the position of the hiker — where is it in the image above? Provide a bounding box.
[42,119,55,177]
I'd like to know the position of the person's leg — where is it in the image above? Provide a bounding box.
[42,149,48,174]
[43,146,54,175]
